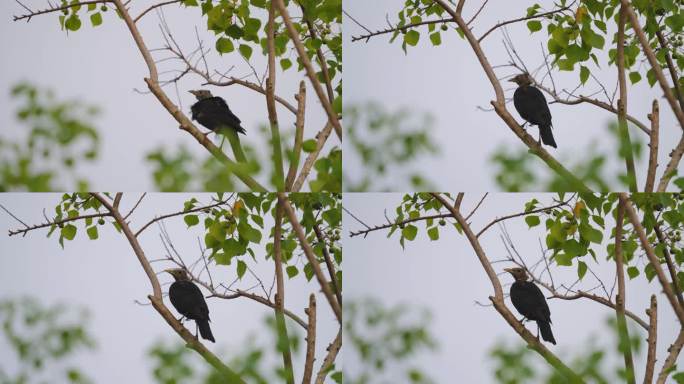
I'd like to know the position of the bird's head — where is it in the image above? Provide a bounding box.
[164,268,190,282]
[508,73,533,86]
[189,89,214,100]
[504,267,529,282]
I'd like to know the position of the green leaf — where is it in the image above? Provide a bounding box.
[302,139,317,153]
[238,221,262,243]
[427,226,439,241]
[580,65,590,84]
[303,263,314,281]
[404,30,420,46]
[61,224,77,240]
[579,222,603,244]
[577,261,588,279]
[629,72,641,84]
[65,14,81,31]
[525,215,540,228]
[627,266,639,279]
[86,226,98,240]
[402,225,418,240]
[286,265,298,278]
[237,260,247,279]
[182,0,199,6]
[90,12,102,27]
[429,32,441,45]
[216,37,234,54]
[280,58,292,70]
[555,253,572,266]
[239,44,253,60]
[527,20,542,32]
[184,214,199,227]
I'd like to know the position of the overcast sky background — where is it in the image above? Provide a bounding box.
[343,193,679,383]
[343,0,681,191]
[1,1,333,191]
[0,193,338,383]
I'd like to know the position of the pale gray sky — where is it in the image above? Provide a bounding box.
[343,0,681,191]
[343,193,678,383]
[1,1,332,191]
[0,193,338,383]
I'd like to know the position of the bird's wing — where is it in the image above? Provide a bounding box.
[170,281,210,319]
[208,97,242,125]
[526,281,551,321]
[528,87,552,124]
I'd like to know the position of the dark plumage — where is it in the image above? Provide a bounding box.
[504,267,556,344]
[165,268,215,343]
[509,73,557,148]
[189,89,245,135]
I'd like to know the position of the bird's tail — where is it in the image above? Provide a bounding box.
[221,126,247,163]
[540,124,557,148]
[197,319,215,343]
[538,321,556,344]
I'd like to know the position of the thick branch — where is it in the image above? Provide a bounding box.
[614,199,636,384]
[617,7,637,192]
[656,134,684,192]
[314,328,341,384]
[273,202,294,384]
[619,0,684,130]
[620,194,684,325]
[643,295,658,384]
[656,328,684,384]
[302,294,317,384]
[267,2,285,190]
[314,224,342,305]
[292,122,334,192]
[278,194,342,323]
[286,81,307,191]
[273,0,342,140]
[645,100,660,192]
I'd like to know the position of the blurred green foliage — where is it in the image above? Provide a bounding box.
[490,123,652,192]
[0,83,100,191]
[345,103,440,191]
[146,125,341,192]
[148,315,304,384]
[344,298,437,384]
[490,317,651,383]
[0,297,95,384]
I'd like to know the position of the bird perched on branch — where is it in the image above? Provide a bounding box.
[189,89,247,162]
[509,73,557,148]
[504,267,556,345]
[164,268,215,343]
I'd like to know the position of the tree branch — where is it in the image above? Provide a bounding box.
[267,2,285,190]
[286,81,307,191]
[12,0,112,22]
[620,194,684,325]
[645,100,660,192]
[302,294,317,384]
[273,201,294,384]
[314,328,341,384]
[292,122,334,192]
[278,194,342,323]
[619,0,684,130]
[656,328,684,384]
[617,6,638,192]
[643,295,658,384]
[614,198,636,384]
[478,2,576,42]
[314,224,342,306]
[273,0,342,140]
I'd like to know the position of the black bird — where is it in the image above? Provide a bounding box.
[504,267,556,344]
[189,89,247,162]
[165,268,215,343]
[509,73,557,148]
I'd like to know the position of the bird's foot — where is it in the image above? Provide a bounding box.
[177,316,186,323]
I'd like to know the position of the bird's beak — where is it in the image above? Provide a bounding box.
[188,90,198,96]
[503,268,513,274]
[507,78,516,83]
[163,269,174,275]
